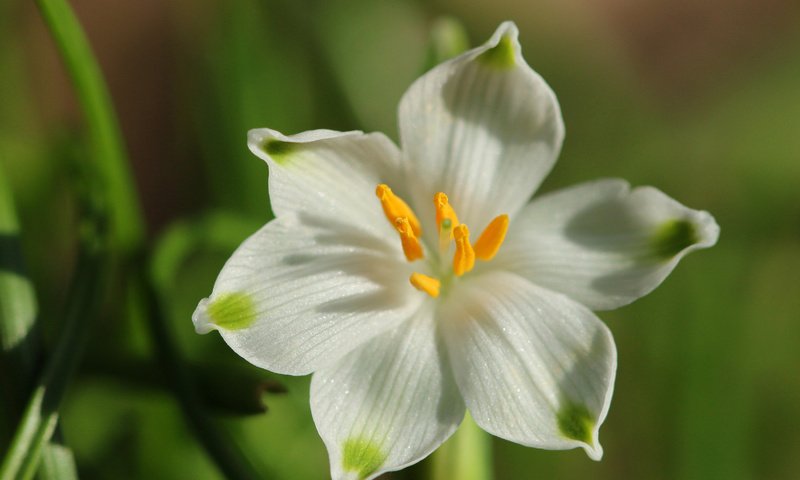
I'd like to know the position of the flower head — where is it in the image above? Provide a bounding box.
[193,22,719,479]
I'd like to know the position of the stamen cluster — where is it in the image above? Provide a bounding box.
[375,184,509,297]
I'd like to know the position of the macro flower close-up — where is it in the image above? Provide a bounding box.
[193,21,719,479]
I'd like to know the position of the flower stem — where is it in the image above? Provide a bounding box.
[34,0,145,252]
[431,412,493,480]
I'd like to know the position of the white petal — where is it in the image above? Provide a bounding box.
[495,179,720,310]
[440,271,616,460]
[248,128,404,238]
[398,21,564,239]
[192,213,423,375]
[311,304,464,480]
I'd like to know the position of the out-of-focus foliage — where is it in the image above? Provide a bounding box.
[1,0,799,478]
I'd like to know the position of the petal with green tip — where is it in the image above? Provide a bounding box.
[477,33,516,68]
[204,292,256,331]
[247,128,403,238]
[495,179,720,311]
[312,305,464,480]
[398,21,564,240]
[342,437,386,480]
[441,271,615,460]
[192,213,424,376]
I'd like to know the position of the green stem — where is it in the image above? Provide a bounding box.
[0,207,108,480]
[35,0,145,252]
[1,145,82,480]
[431,413,492,480]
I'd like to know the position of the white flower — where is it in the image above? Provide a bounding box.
[193,22,719,480]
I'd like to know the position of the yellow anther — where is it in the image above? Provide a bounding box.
[434,192,460,229]
[376,184,421,236]
[410,273,440,298]
[453,224,475,276]
[395,217,424,262]
[474,214,509,261]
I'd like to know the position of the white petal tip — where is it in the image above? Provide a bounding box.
[192,298,217,334]
[695,210,720,248]
[556,401,608,461]
[583,442,604,461]
[476,22,522,70]
[247,128,366,165]
[493,21,519,39]
[651,210,720,260]
[193,292,258,333]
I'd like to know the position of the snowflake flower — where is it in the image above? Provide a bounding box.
[193,22,718,480]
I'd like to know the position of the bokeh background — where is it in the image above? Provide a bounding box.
[2,0,799,478]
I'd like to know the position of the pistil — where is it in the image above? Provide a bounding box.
[434,192,460,254]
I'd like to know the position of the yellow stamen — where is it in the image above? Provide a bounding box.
[453,224,475,276]
[395,217,424,262]
[473,214,509,261]
[409,273,440,297]
[376,184,421,236]
[434,192,460,229]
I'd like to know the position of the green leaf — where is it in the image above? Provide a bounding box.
[0,185,109,480]
[0,166,38,380]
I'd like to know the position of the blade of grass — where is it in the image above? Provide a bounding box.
[0,198,109,480]
[0,165,40,454]
[34,0,144,252]
[37,444,78,480]
[1,149,82,480]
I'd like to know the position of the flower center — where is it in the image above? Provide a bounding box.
[375,184,509,298]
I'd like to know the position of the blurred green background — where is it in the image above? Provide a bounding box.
[1,0,799,478]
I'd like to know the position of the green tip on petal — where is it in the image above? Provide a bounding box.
[557,403,594,444]
[478,34,516,69]
[262,139,295,164]
[343,437,386,480]
[207,292,256,331]
[651,218,698,259]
